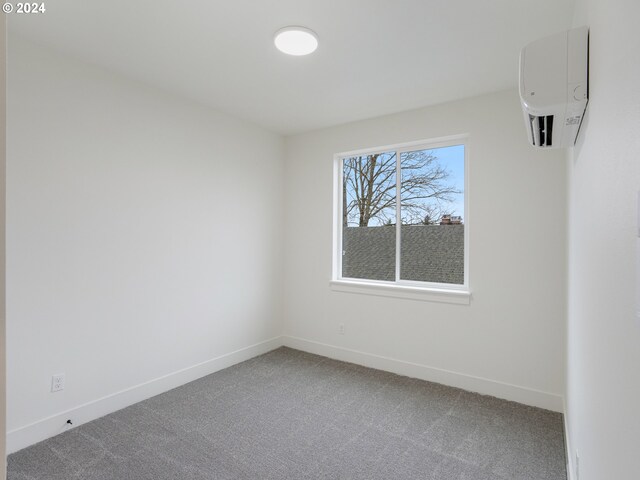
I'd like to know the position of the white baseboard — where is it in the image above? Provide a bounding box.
[8,335,565,455]
[564,397,574,480]
[7,336,284,454]
[282,335,564,412]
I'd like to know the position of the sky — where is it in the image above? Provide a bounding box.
[429,144,465,220]
[398,143,465,223]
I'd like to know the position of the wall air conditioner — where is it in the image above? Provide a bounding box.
[519,26,589,148]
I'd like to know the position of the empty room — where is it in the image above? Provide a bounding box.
[1,0,639,479]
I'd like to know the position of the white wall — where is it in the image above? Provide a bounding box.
[6,37,284,451]
[283,89,567,410]
[0,14,7,477]
[566,1,640,479]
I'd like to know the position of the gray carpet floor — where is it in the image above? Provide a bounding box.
[8,347,567,480]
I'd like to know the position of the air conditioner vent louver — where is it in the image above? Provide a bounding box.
[528,114,554,147]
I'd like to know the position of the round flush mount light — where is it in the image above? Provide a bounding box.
[274,26,318,56]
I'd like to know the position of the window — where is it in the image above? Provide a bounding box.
[332,136,469,303]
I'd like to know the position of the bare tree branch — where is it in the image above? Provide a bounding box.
[343,150,461,227]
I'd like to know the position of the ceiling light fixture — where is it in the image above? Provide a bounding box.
[274,26,318,56]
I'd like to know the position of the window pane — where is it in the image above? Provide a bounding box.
[399,145,464,284]
[341,152,396,281]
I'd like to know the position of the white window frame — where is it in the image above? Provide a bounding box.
[331,134,470,305]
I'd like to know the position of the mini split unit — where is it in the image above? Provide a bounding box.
[519,26,589,149]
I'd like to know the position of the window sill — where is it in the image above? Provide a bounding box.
[329,280,471,305]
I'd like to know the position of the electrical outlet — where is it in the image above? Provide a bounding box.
[339,324,345,335]
[575,451,580,480]
[51,374,65,393]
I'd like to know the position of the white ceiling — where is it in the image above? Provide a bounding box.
[9,0,576,135]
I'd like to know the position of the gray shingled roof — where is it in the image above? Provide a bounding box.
[342,224,464,284]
